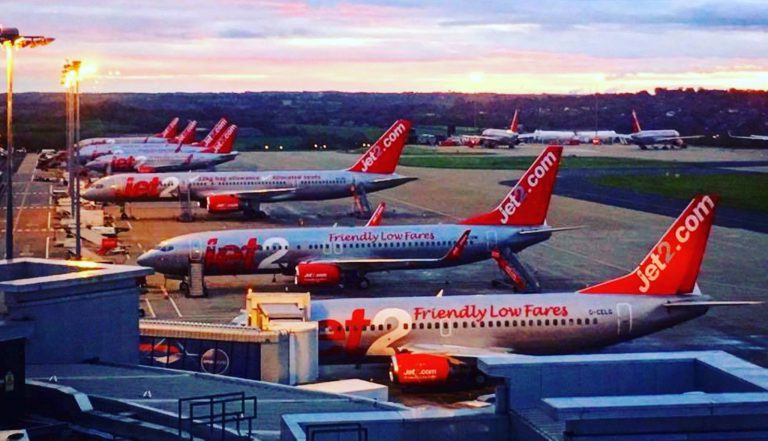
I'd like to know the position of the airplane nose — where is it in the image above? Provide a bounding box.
[81,187,96,200]
[136,250,157,268]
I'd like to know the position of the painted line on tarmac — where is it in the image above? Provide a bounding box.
[45,237,50,259]
[144,298,157,318]
[162,287,183,318]
[383,195,461,220]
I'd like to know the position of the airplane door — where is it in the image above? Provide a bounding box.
[189,238,203,263]
[486,231,497,251]
[439,319,452,338]
[616,303,632,335]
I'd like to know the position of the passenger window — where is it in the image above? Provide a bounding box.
[577,319,582,325]
[471,321,476,328]
[512,320,517,327]
[545,320,550,326]
[403,323,409,330]
[480,321,485,328]
[569,319,574,325]
[488,321,494,328]
[427,323,432,329]
[462,322,468,328]
[537,320,542,326]
[378,324,384,331]
[593,318,598,325]
[453,322,458,329]
[497,321,502,327]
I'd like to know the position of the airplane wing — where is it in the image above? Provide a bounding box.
[664,300,762,308]
[728,132,768,141]
[302,229,471,271]
[198,188,297,200]
[653,135,705,141]
[398,343,514,358]
[518,225,583,235]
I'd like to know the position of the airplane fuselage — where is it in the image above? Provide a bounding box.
[85,152,238,173]
[310,292,708,363]
[137,224,550,277]
[77,144,211,163]
[630,129,682,146]
[480,129,518,145]
[82,170,415,204]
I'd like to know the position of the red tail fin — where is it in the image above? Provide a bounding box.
[348,119,411,174]
[460,145,562,226]
[174,120,198,144]
[196,118,228,147]
[365,202,386,227]
[205,124,238,153]
[580,195,718,296]
[510,110,519,133]
[631,109,642,133]
[158,117,179,138]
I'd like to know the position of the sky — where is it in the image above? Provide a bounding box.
[4,0,768,93]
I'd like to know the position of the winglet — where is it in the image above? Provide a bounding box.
[348,119,411,174]
[157,117,179,138]
[460,145,562,226]
[510,110,519,133]
[444,230,471,262]
[365,202,386,227]
[631,109,642,133]
[580,195,718,296]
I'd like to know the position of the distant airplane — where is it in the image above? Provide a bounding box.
[83,119,416,219]
[623,110,703,149]
[77,117,181,147]
[728,131,768,141]
[77,119,231,163]
[305,195,760,385]
[84,151,239,174]
[574,130,622,145]
[477,110,520,147]
[135,146,567,291]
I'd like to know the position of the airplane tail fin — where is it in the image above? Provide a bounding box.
[631,109,642,133]
[348,119,411,174]
[157,117,179,138]
[204,124,238,153]
[173,120,198,144]
[460,145,563,226]
[580,195,718,296]
[510,110,519,133]
[194,118,228,147]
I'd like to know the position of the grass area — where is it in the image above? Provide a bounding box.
[402,146,495,156]
[399,155,682,169]
[593,173,768,213]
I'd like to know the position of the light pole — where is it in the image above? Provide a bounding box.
[62,60,82,260]
[1,27,54,260]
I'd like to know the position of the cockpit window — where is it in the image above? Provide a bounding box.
[94,184,104,189]
[157,244,175,252]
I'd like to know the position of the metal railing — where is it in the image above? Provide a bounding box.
[178,392,256,440]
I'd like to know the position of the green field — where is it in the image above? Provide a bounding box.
[398,154,681,169]
[593,173,768,213]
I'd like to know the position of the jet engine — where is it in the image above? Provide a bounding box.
[389,353,450,385]
[207,195,241,213]
[294,263,342,286]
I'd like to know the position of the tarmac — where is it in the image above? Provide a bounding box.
[2,144,768,406]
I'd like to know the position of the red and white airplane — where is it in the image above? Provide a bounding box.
[305,195,759,384]
[136,146,567,290]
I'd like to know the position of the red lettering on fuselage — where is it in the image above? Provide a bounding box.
[203,237,258,273]
[121,177,161,198]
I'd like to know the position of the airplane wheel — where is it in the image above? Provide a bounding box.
[179,281,190,295]
[357,277,371,290]
[474,372,487,386]
[491,280,500,288]
[139,308,146,318]
[120,213,129,220]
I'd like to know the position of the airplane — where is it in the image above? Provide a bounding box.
[84,119,417,219]
[623,110,704,150]
[574,130,622,145]
[477,110,520,147]
[82,125,239,174]
[77,119,231,164]
[78,117,187,147]
[135,145,566,291]
[303,194,760,385]
[728,132,768,141]
[519,129,579,145]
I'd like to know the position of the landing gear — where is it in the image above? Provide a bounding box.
[343,272,371,290]
[179,281,190,296]
[243,202,268,219]
[357,277,371,290]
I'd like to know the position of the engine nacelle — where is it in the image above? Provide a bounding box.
[207,195,241,213]
[389,353,450,385]
[295,263,342,286]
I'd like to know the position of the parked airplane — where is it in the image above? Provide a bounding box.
[728,132,768,141]
[77,119,231,164]
[77,117,180,147]
[135,146,566,291]
[84,119,416,219]
[306,195,759,385]
[478,110,520,147]
[83,125,239,174]
[623,110,703,149]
